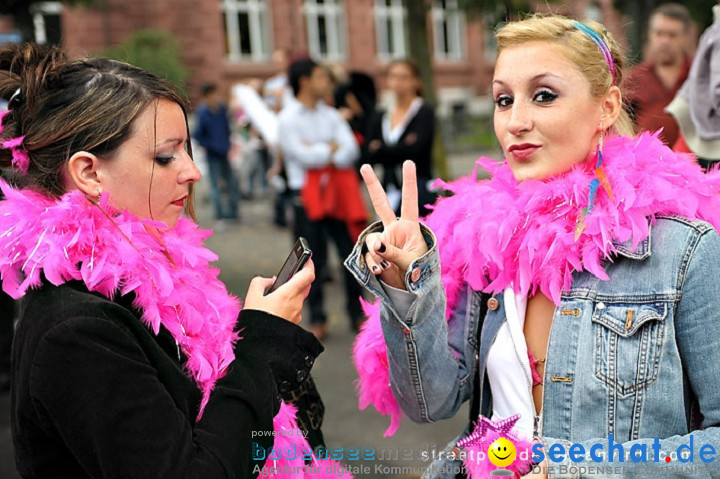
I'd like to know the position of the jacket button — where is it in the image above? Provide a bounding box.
[296,370,308,383]
[410,267,421,283]
[278,380,292,393]
[597,302,606,310]
[487,297,499,311]
[304,355,314,368]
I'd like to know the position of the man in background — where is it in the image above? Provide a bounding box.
[278,58,364,340]
[627,3,694,146]
[193,83,239,224]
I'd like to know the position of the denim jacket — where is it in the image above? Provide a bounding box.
[345,216,720,479]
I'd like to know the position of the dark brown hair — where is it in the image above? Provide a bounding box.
[386,58,423,97]
[0,43,196,218]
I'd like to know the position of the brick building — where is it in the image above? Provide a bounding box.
[2,0,623,115]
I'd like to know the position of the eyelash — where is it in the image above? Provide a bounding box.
[534,89,558,103]
[154,155,176,166]
[494,89,559,109]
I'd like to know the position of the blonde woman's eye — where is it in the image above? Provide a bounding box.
[534,90,558,103]
[495,95,513,108]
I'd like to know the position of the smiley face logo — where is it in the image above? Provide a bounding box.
[488,437,517,468]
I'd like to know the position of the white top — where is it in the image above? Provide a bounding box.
[381,282,536,440]
[382,97,424,145]
[277,100,360,190]
[486,289,535,439]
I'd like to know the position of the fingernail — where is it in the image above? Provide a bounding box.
[372,265,378,272]
[381,260,390,269]
[377,242,386,253]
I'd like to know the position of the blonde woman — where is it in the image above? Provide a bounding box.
[346,15,720,479]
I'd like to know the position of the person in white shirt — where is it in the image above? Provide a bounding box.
[278,58,365,340]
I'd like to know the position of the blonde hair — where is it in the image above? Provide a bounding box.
[496,14,635,137]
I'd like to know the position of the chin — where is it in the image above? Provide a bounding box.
[159,214,181,229]
[509,163,549,182]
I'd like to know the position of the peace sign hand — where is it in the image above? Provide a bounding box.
[360,160,429,291]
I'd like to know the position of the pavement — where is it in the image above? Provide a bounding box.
[0,150,495,479]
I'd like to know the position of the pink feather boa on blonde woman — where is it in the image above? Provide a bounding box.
[0,182,351,479]
[353,132,720,475]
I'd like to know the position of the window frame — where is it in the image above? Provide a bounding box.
[374,0,408,61]
[30,1,62,46]
[431,0,467,62]
[221,0,272,63]
[303,0,347,62]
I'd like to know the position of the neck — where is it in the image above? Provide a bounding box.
[395,95,415,111]
[297,92,318,109]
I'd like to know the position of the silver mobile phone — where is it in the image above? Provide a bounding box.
[265,237,312,294]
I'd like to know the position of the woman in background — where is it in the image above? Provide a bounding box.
[365,59,436,216]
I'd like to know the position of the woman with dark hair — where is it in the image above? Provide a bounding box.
[0,44,345,479]
[365,59,436,216]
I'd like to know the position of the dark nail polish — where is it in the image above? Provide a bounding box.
[378,242,386,253]
[372,265,378,272]
[381,260,390,269]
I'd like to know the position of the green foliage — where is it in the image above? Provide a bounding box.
[99,29,189,95]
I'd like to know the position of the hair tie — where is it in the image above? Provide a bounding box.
[571,21,617,84]
[8,87,23,109]
[0,98,30,174]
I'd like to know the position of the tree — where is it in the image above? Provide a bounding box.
[404,0,448,178]
[101,29,189,96]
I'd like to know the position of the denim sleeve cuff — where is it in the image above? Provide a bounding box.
[379,280,417,318]
[343,220,440,325]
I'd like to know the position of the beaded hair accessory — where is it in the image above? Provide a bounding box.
[571,21,616,239]
[0,88,30,174]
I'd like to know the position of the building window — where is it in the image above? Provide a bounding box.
[31,2,62,45]
[222,0,271,62]
[374,0,407,60]
[303,0,346,61]
[432,0,466,61]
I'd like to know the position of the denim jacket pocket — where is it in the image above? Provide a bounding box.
[591,301,668,397]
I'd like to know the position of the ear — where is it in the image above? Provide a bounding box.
[600,85,623,132]
[66,151,102,197]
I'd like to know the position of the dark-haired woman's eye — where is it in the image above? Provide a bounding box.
[495,94,513,109]
[534,89,558,104]
[154,155,176,166]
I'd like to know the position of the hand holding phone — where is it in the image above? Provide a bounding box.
[244,238,314,324]
[265,237,312,295]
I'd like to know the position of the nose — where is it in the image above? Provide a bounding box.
[506,99,532,136]
[179,151,202,184]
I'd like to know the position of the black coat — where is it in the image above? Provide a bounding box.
[10,280,323,479]
[364,101,435,184]
[365,102,437,216]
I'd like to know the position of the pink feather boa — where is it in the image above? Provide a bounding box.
[352,132,720,470]
[0,182,351,478]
